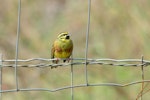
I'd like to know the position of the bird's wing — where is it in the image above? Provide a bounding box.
[51,44,55,59]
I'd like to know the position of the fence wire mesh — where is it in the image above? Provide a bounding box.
[1,57,150,99]
[1,0,150,100]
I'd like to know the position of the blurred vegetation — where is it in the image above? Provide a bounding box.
[1,0,150,100]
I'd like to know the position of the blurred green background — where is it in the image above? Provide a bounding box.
[1,0,150,100]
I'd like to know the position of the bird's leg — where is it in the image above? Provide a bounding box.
[55,58,60,64]
[52,58,60,64]
[63,58,70,63]
[66,58,71,63]
[51,58,60,69]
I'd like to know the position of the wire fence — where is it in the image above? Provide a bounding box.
[1,0,150,100]
[1,58,150,68]
[1,57,150,99]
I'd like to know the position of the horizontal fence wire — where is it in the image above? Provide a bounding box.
[1,57,150,95]
[0,80,150,93]
[1,58,150,68]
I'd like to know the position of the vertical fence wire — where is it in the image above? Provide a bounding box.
[0,54,2,99]
[71,55,74,100]
[14,0,21,91]
[84,0,91,85]
[141,56,144,100]
[136,56,145,100]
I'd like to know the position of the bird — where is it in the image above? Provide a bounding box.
[51,32,73,68]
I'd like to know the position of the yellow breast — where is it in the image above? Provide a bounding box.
[54,39,73,58]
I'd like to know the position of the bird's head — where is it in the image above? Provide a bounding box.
[57,32,70,41]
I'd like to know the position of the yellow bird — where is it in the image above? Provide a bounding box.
[51,32,73,68]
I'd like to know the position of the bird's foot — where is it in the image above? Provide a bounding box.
[66,58,72,63]
[51,58,60,69]
[52,58,60,63]
[63,58,71,63]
